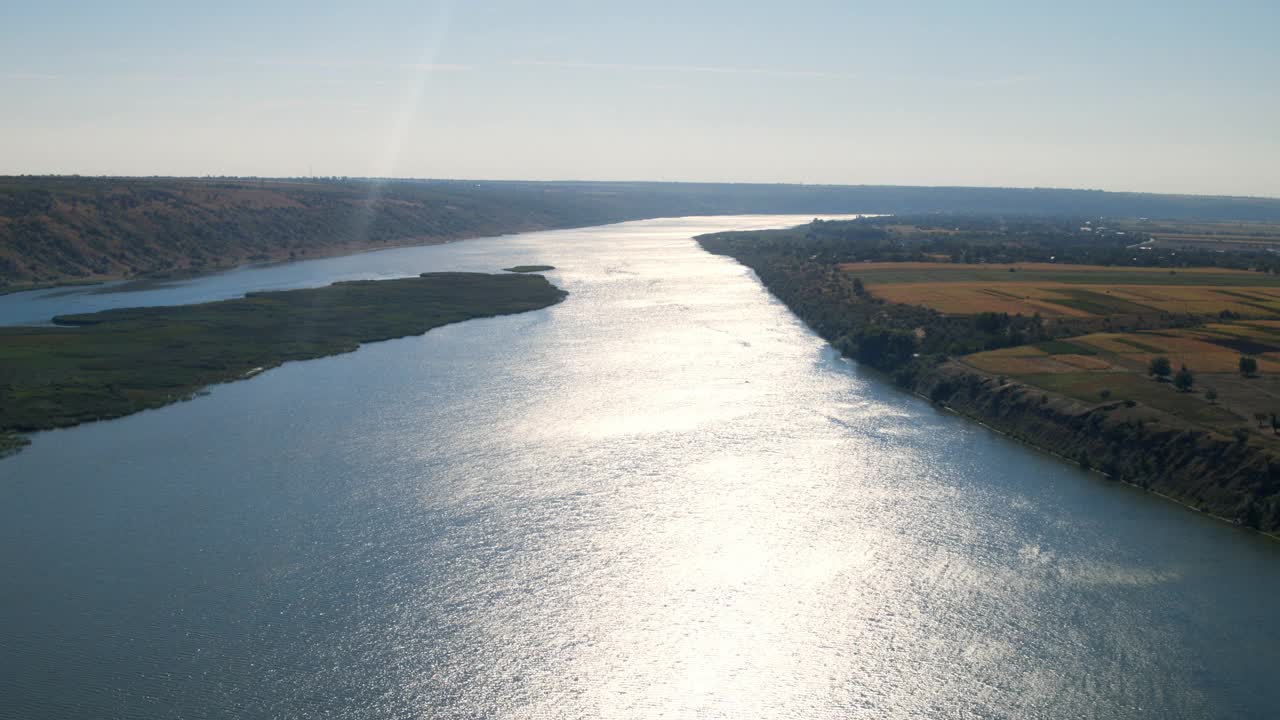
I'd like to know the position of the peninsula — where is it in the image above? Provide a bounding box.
[0,272,567,455]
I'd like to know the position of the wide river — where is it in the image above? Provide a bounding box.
[2,216,1278,719]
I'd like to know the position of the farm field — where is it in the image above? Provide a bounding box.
[1115,219,1280,250]
[963,321,1280,438]
[841,262,1280,318]
[839,262,1277,284]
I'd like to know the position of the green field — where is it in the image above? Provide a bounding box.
[1034,339,1097,355]
[1019,372,1240,424]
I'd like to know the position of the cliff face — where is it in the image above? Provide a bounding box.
[919,363,1280,533]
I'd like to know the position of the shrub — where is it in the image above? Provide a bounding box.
[1149,356,1172,380]
[1240,356,1258,378]
[1174,365,1194,392]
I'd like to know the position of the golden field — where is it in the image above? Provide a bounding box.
[963,322,1280,433]
[839,262,1280,318]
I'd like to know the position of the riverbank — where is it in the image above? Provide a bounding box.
[917,362,1280,533]
[0,272,566,456]
[696,223,1280,535]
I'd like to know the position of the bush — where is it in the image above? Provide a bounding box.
[929,380,957,403]
[1240,356,1258,377]
[1174,365,1195,392]
[1149,356,1172,380]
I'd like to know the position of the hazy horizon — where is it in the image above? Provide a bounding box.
[4,1,1277,197]
[7,174,1280,202]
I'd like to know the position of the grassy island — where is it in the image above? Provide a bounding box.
[0,272,566,454]
[503,265,556,273]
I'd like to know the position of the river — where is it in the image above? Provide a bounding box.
[1,216,1278,719]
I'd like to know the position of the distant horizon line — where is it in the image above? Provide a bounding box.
[3,174,1278,203]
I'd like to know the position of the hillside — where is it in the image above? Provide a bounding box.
[0,178,626,289]
[4,177,1280,290]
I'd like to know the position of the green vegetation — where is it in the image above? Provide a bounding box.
[734,214,1280,275]
[1174,365,1196,392]
[503,265,556,273]
[0,272,566,452]
[1241,356,1258,377]
[1014,372,1235,423]
[1115,337,1165,353]
[0,433,30,457]
[1149,356,1173,380]
[920,367,1280,531]
[1036,339,1097,356]
[1050,288,1163,315]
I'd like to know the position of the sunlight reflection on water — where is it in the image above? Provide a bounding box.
[1,216,1279,718]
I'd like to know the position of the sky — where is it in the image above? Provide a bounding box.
[2,0,1278,197]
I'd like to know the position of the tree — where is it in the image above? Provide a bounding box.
[1255,412,1270,428]
[852,326,917,369]
[1174,365,1194,392]
[1240,356,1258,378]
[1149,356,1172,380]
[1272,414,1279,436]
[973,312,1009,334]
[1206,388,1218,403]
[1099,388,1112,400]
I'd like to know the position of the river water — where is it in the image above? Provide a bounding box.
[1,216,1278,719]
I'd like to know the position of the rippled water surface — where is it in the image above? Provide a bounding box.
[2,216,1279,719]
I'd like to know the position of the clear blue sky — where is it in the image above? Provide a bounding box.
[3,0,1277,196]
